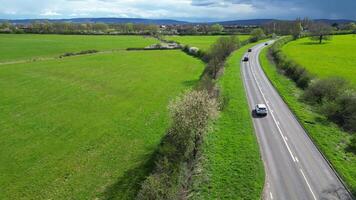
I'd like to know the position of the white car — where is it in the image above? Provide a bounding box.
[255,104,268,116]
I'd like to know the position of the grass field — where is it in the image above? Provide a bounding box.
[282,34,356,86]
[193,43,264,199]
[165,35,250,51]
[0,50,204,199]
[0,34,158,62]
[260,47,356,196]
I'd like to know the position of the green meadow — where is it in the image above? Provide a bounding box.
[165,35,250,51]
[0,34,158,62]
[282,34,356,86]
[0,48,204,199]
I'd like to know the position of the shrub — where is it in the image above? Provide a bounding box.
[321,90,356,132]
[168,90,219,159]
[303,77,347,104]
[202,36,240,79]
[249,28,265,42]
[296,71,312,89]
[347,135,356,154]
[137,90,218,200]
[59,49,98,58]
[270,37,312,89]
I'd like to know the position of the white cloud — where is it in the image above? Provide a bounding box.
[40,10,61,16]
[0,0,355,21]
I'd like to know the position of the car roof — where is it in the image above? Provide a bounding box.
[257,104,267,108]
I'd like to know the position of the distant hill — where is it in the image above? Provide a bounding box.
[314,19,355,24]
[1,18,354,25]
[1,18,189,25]
[213,19,274,25]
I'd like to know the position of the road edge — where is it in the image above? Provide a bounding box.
[258,43,354,199]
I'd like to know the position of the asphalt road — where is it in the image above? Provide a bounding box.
[241,41,352,200]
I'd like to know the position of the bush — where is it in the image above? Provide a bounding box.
[348,135,356,154]
[270,37,312,89]
[303,77,347,104]
[59,49,98,58]
[202,36,240,79]
[321,90,356,132]
[168,90,219,158]
[249,28,265,42]
[137,90,218,200]
[296,71,312,89]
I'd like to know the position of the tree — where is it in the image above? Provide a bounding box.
[309,22,333,44]
[0,21,11,29]
[210,24,224,34]
[290,21,303,39]
[249,28,265,42]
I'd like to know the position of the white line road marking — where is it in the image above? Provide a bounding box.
[270,192,273,199]
[248,45,319,200]
[249,53,296,162]
[300,168,317,200]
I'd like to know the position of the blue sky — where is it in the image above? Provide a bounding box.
[0,0,355,21]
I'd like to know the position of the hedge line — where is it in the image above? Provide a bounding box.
[136,36,245,199]
[270,36,312,89]
[270,36,356,150]
[59,49,98,58]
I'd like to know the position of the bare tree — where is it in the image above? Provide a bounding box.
[309,22,333,44]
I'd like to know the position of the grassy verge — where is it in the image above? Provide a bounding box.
[260,47,356,196]
[193,43,265,199]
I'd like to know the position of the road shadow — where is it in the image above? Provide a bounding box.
[181,79,199,87]
[300,41,330,45]
[100,150,157,200]
[251,109,267,118]
[320,184,352,200]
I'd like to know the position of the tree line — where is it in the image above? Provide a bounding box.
[0,21,160,35]
[263,18,356,43]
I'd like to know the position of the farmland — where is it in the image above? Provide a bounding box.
[282,34,356,86]
[0,38,204,199]
[0,34,158,62]
[165,35,250,51]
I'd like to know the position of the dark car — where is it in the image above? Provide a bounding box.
[265,43,269,46]
[248,48,252,52]
[243,57,249,62]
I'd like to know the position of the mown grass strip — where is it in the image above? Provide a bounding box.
[259,47,356,196]
[194,43,265,199]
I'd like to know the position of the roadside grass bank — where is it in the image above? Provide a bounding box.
[259,47,356,196]
[192,42,265,199]
[0,50,204,200]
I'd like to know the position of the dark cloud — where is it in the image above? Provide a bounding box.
[191,0,356,19]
